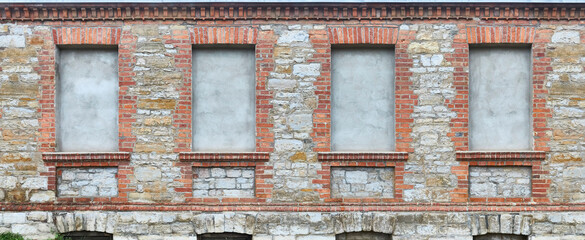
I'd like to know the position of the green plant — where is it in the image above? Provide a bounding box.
[47,232,66,240]
[0,232,25,240]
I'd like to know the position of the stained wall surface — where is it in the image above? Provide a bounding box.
[57,49,118,152]
[469,48,531,150]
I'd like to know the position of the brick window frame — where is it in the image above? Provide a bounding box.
[452,152,548,203]
[449,25,551,203]
[313,26,411,202]
[178,152,271,203]
[176,27,275,202]
[38,27,133,203]
[41,152,131,203]
[317,152,409,202]
[39,27,127,153]
[314,26,413,152]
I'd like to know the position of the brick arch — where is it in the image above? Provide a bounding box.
[54,212,117,234]
[193,213,257,235]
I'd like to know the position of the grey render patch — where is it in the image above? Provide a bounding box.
[57,167,118,197]
[469,166,532,198]
[469,48,531,151]
[331,167,394,198]
[331,48,395,151]
[192,48,255,152]
[192,167,255,198]
[57,49,119,152]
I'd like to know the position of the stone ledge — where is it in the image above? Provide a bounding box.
[318,152,408,161]
[456,151,546,161]
[179,152,270,162]
[42,152,131,162]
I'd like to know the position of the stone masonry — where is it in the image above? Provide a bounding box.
[469,167,532,198]
[1,2,585,240]
[57,167,118,198]
[192,167,255,198]
[331,167,394,198]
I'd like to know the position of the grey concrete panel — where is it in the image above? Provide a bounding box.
[57,49,119,152]
[192,48,255,151]
[331,48,395,151]
[469,48,531,150]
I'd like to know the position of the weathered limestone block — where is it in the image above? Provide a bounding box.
[331,167,394,198]
[469,167,531,198]
[57,168,118,197]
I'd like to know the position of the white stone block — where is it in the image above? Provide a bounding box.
[0,35,25,48]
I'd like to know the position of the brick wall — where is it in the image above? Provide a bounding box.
[1,2,585,239]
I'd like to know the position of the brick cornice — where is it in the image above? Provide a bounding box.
[2,3,585,22]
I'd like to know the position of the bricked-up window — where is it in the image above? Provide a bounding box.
[62,231,113,240]
[474,234,527,240]
[336,232,392,240]
[198,233,252,240]
[469,47,531,150]
[331,47,395,151]
[192,47,255,151]
[57,48,119,152]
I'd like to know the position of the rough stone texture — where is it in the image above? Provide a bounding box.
[193,167,255,198]
[57,167,118,197]
[0,23,48,203]
[123,25,189,203]
[331,167,394,198]
[2,8,585,240]
[469,167,531,198]
[3,211,576,240]
[403,24,460,202]
[267,24,323,203]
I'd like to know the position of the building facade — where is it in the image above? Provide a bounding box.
[1,1,585,239]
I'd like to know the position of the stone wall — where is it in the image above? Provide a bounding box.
[0,211,584,240]
[469,167,532,198]
[57,167,118,198]
[1,2,585,240]
[192,167,255,198]
[330,167,394,198]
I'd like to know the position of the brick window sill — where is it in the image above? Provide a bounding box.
[455,151,546,161]
[179,152,270,162]
[318,152,409,161]
[42,152,131,163]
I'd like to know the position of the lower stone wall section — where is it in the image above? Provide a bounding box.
[331,167,394,198]
[2,211,585,240]
[57,167,118,197]
[469,167,532,198]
